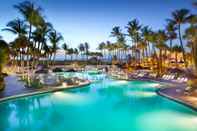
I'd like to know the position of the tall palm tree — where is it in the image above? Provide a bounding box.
[98,42,106,60]
[111,26,122,38]
[116,34,126,60]
[67,48,74,61]
[126,19,142,63]
[62,43,68,61]
[169,9,190,67]
[105,41,112,61]
[0,40,9,90]
[32,22,53,51]
[2,18,27,37]
[30,22,53,67]
[48,30,63,65]
[172,45,183,67]
[111,26,125,61]
[126,19,141,47]
[137,41,147,65]
[73,48,79,60]
[2,18,28,68]
[141,26,153,57]
[14,1,45,83]
[165,21,177,55]
[78,43,85,60]
[12,36,29,69]
[184,15,197,73]
[154,30,168,75]
[84,42,89,61]
[14,1,44,41]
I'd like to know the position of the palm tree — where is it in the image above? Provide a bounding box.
[111,26,122,38]
[165,21,177,56]
[172,45,183,67]
[2,18,28,68]
[12,36,29,71]
[169,9,190,67]
[14,1,45,83]
[73,48,79,60]
[98,42,106,60]
[62,43,68,61]
[154,30,168,75]
[48,30,63,65]
[126,19,142,63]
[14,1,44,41]
[116,34,126,61]
[84,42,89,61]
[0,40,9,90]
[78,43,85,60]
[184,15,197,73]
[137,41,147,65]
[110,26,126,61]
[67,48,74,61]
[2,18,27,37]
[126,19,141,47]
[32,22,53,51]
[141,26,153,57]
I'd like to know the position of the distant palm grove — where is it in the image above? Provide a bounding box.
[0,1,196,78]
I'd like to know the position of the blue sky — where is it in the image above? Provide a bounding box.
[0,0,196,50]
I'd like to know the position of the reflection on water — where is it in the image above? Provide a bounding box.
[0,73,197,131]
[125,91,157,97]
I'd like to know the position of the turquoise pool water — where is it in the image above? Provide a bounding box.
[0,73,197,131]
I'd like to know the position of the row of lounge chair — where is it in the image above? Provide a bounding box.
[109,68,189,84]
[162,74,188,83]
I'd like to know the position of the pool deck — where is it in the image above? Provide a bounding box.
[158,85,197,111]
[112,76,197,111]
[140,78,197,111]
[0,75,90,102]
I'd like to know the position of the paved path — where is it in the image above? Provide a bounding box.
[0,75,37,99]
[0,75,90,100]
[159,85,197,110]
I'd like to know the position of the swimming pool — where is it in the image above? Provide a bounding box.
[0,73,197,131]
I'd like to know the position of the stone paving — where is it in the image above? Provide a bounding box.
[0,75,90,101]
[159,86,197,110]
[0,75,41,99]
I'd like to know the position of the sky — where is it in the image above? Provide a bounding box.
[0,0,196,51]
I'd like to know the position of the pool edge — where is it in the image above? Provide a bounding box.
[0,82,91,103]
[156,88,197,112]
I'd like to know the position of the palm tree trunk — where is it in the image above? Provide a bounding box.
[170,39,173,59]
[175,52,178,68]
[178,24,187,68]
[193,43,197,75]
[53,53,56,66]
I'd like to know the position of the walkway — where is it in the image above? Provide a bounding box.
[0,75,90,101]
[159,86,197,110]
[0,75,39,99]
